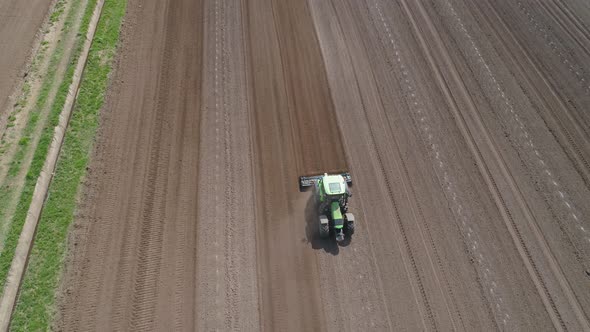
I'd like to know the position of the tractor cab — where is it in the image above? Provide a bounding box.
[318,174,348,201]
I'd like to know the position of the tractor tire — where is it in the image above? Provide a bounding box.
[319,215,329,238]
[345,213,355,235]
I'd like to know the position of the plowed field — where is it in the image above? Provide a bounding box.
[57,0,590,330]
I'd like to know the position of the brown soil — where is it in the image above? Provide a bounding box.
[0,0,54,132]
[57,0,205,329]
[57,0,590,330]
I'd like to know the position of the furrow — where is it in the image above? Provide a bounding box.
[541,0,590,59]
[402,0,590,329]
[468,0,590,276]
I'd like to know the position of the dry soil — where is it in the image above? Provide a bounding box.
[56,0,590,330]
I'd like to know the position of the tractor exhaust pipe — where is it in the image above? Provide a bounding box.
[336,230,345,242]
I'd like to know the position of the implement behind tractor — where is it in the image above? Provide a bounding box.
[299,172,352,189]
[300,172,355,242]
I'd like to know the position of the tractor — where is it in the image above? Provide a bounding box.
[300,172,355,242]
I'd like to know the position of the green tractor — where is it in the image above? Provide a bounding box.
[300,172,355,242]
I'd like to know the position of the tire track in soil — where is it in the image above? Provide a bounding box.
[405,0,590,329]
[455,0,590,248]
[550,0,590,49]
[60,1,168,328]
[345,2,453,330]
[468,0,590,285]
[482,1,590,148]
[317,0,494,328]
[370,1,477,328]
[314,0,465,329]
[115,2,178,328]
[308,1,409,329]
[195,0,258,329]
[364,0,505,327]
[124,0,186,324]
[243,0,346,329]
[194,1,223,328]
[219,1,239,326]
[456,0,590,322]
[57,0,205,329]
[356,78,437,331]
[473,0,590,189]
[457,0,590,286]
[515,1,590,97]
[365,0,524,326]
[539,0,590,59]
[499,0,590,142]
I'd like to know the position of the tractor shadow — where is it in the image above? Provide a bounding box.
[303,192,351,255]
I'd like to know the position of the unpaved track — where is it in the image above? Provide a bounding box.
[0,0,53,126]
[57,0,590,330]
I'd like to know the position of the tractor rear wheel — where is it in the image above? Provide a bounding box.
[345,213,355,235]
[319,215,329,238]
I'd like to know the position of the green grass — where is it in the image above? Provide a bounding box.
[0,0,90,292]
[9,0,127,330]
[0,0,68,148]
[5,0,84,179]
[49,0,68,25]
[0,0,83,228]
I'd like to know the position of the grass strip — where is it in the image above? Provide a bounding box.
[10,0,127,330]
[6,0,83,179]
[0,0,81,240]
[0,0,93,293]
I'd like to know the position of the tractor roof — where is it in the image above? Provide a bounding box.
[322,174,347,195]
